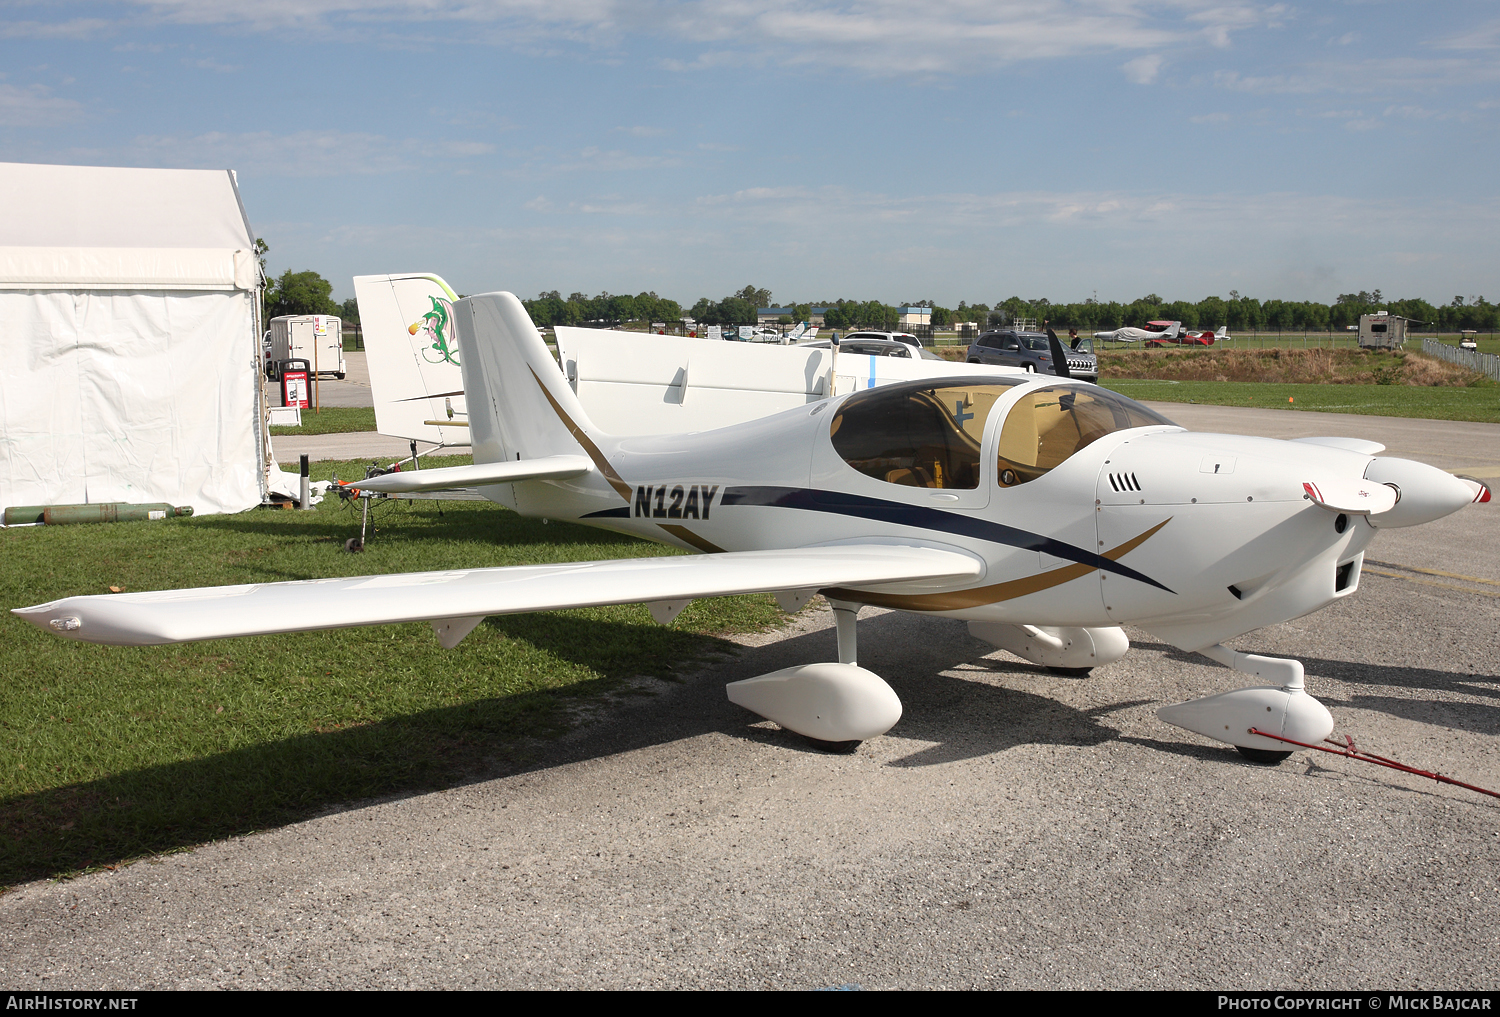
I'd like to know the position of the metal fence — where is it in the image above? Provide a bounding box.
[1423,338,1500,381]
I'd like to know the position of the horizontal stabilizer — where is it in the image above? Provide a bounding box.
[13,545,983,646]
[347,456,592,493]
[1301,477,1398,515]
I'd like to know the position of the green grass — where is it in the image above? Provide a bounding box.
[1101,379,1500,423]
[0,459,788,887]
[269,406,377,435]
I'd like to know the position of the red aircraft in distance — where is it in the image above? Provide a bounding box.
[1145,323,1229,347]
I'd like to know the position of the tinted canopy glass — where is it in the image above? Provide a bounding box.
[995,387,1175,487]
[831,379,1027,489]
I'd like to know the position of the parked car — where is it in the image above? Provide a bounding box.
[800,338,944,360]
[841,330,927,349]
[967,329,1096,381]
[1066,335,1100,383]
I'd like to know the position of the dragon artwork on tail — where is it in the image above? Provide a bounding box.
[410,296,460,366]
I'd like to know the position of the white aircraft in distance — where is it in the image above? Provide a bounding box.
[17,293,1491,760]
[1094,320,1182,343]
[733,324,816,343]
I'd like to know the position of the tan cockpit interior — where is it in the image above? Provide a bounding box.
[830,379,1174,491]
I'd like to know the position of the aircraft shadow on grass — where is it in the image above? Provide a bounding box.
[0,610,1136,885]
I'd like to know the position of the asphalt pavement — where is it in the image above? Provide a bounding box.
[2,405,1496,990]
[270,352,446,463]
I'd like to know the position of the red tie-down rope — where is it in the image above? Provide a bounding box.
[1248,728,1500,801]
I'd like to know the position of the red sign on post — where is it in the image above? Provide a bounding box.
[282,368,310,408]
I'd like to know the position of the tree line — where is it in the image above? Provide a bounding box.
[951,290,1499,333]
[524,285,1499,332]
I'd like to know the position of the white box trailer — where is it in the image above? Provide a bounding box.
[268,314,345,377]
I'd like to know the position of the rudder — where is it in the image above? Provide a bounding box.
[454,292,609,469]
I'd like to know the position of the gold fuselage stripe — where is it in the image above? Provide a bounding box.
[657,524,728,554]
[529,366,633,503]
[822,517,1172,611]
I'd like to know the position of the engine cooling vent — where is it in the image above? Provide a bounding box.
[1108,472,1142,493]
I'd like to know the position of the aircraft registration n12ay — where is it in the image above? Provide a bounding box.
[15,293,1492,759]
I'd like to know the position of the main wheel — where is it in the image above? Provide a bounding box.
[1024,363,1036,373]
[1237,746,1292,765]
[1046,666,1092,677]
[805,737,861,754]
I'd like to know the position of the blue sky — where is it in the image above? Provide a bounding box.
[3,1,1497,308]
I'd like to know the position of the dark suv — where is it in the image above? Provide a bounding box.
[966,329,1097,382]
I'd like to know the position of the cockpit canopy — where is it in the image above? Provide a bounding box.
[829,378,1173,490]
[995,386,1174,486]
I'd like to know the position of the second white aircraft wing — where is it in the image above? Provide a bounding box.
[14,546,983,647]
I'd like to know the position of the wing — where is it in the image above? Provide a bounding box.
[347,455,592,494]
[14,545,983,647]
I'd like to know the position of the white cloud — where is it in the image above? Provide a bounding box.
[1428,18,1500,51]
[551,146,680,172]
[0,84,84,127]
[1190,111,1229,124]
[125,129,494,176]
[79,1,1286,76]
[1122,53,1164,84]
[184,56,242,72]
[1186,3,1285,49]
[1383,103,1471,123]
[1216,57,1500,96]
[0,19,113,40]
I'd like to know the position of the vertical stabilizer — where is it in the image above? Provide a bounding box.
[352,273,468,445]
[455,292,612,471]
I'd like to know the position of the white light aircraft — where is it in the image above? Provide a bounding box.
[16,293,1492,758]
[1095,321,1182,343]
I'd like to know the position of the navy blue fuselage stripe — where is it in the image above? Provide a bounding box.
[720,486,1174,593]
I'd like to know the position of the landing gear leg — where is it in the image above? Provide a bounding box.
[830,598,860,666]
[807,600,866,751]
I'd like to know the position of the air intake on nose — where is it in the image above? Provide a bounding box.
[1108,472,1142,493]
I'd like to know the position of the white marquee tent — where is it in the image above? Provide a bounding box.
[0,162,276,516]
